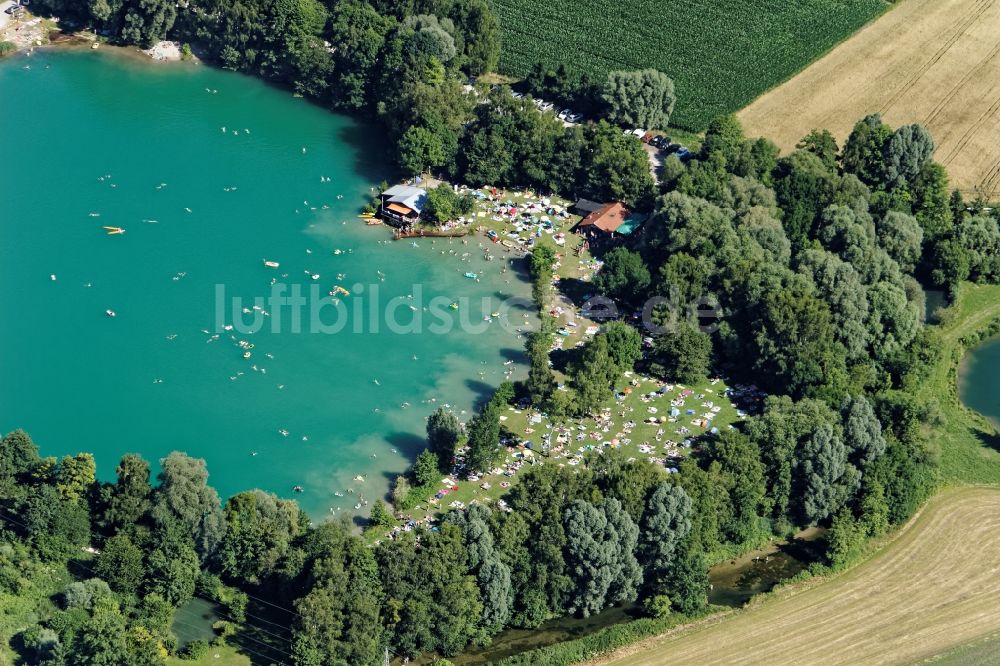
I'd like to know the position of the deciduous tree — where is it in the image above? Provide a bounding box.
[602,69,675,130]
[563,498,641,616]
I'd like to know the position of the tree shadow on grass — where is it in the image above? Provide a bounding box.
[551,346,584,373]
[555,276,599,309]
[231,615,294,666]
[973,426,1000,455]
[66,557,93,581]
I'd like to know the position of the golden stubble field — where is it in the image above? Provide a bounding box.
[738,0,1000,198]
[596,487,1000,666]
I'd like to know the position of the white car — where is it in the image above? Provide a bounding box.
[539,102,554,111]
[558,108,570,120]
[567,112,583,123]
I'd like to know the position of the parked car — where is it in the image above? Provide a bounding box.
[676,147,692,161]
[557,108,571,120]
[566,112,583,123]
[539,101,554,111]
[650,135,665,148]
[511,91,524,99]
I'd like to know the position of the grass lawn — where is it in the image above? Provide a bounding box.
[659,127,703,154]
[489,0,889,130]
[917,283,1000,486]
[374,368,745,534]
[165,645,250,666]
[368,186,759,536]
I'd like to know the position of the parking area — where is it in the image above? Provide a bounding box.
[0,1,16,31]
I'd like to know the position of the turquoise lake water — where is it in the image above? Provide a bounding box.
[0,49,532,517]
[961,336,1000,427]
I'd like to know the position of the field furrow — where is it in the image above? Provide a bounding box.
[595,487,1000,666]
[737,0,1000,197]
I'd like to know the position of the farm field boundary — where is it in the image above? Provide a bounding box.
[738,0,1000,198]
[592,486,1000,666]
[489,0,887,130]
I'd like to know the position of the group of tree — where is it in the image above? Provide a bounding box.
[454,91,656,207]
[0,433,264,664]
[582,113,1000,406]
[0,428,715,664]
[523,63,676,131]
[522,318,642,420]
[575,114,970,556]
[30,0,669,211]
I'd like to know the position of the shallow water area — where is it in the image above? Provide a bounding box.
[0,48,532,516]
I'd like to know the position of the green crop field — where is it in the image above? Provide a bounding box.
[490,0,889,130]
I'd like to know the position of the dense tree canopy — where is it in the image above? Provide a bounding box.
[151,452,226,562]
[602,69,676,130]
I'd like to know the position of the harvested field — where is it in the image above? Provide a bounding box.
[596,487,1000,666]
[738,0,1000,198]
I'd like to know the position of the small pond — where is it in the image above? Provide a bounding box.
[172,597,223,648]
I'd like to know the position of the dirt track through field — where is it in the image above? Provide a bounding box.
[737,0,1000,198]
[596,487,1000,666]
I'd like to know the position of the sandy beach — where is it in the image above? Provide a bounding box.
[143,40,181,61]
